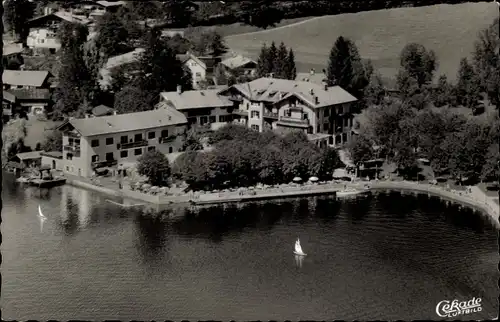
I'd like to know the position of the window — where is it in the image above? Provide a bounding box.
[66,153,73,160]
[134,148,142,156]
[200,116,208,125]
[106,137,114,145]
[148,131,156,139]
[251,111,260,118]
[91,139,99,147]
[168,147,173,153]
[66,166,69,171]
[91,155,99,162]
[219,115,228,122]
[120,150,128,158]
[324,109,329,117]
[209,116,216,123]
[195,72,201,77]
[323,123,329,131]
[120,135,128,144]
[148,146,156,152]
[161,129,168,138]
[134,133,142,142]
[251,125,260,131]
[105,152,114,161]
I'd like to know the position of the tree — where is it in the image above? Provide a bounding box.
[2,119,28,158]
[432,74,455,107]
[114,86,154,114]
[347,134,374,164]
[273,42,288,79]
[326,36,353,88]
[162,0,194,27]
[4,0,34,40]
[284,48,297,80]
[182,128,203,151]
[239,1,283,29]
[398,43,437,87]
[124,1,162,20]
[472,18,499,108]
[53,22,92,118]
[456,58,480,108]
[95,12,130,58]
[135,29,192,95]
[363,72,386,106]
[137,150,171,187]
[396,70,432,110]
[214,63,228,85]
[256,44,272,77]
[481,144,500,182]
[41,130,63,152]
[185,29,227,57]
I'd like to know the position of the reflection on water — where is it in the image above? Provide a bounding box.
[2,173,498,321]
[294,254,304,268]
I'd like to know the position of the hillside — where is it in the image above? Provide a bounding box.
[225,2,498,82]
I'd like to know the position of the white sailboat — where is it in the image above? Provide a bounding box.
[293,238,306,256]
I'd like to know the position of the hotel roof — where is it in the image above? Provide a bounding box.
[159,89,233,110]
[64,109,187,137]
[226,77,357,108]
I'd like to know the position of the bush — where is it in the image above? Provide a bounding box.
[136,150,171,186]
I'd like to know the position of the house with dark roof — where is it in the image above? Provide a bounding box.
[217,77,358,147]
[26,11,91,53]
[5,88,52,118]
[56,109,188,177]
[157,85,235,130]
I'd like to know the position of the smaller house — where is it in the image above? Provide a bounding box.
[2,70,52,90]
[181,52,221,89]
[158,86,234,130]
[99,48,145,89]
[26,11,90,53]
[13,151,42,169]
[86,105,116,118]
[220,55,257,76]
[6,88,52,118]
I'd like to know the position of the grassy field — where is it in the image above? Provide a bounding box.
[225,2,498,82]
[208,17,315,37]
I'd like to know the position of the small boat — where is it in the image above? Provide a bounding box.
[294,238,307,256]
[16,176,34,183]
[29,177,67,188]
[336,188,370,198]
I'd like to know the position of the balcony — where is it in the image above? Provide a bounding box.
[263,111,279,119]
[91,160,118,169]
[277,116,310,128]
[159,135,177,144]
[118,140,148,150]
[63,145,81,152]
[66,132,81,139]
[233,109,248,116]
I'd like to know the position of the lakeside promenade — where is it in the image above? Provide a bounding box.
[65,175,500,229]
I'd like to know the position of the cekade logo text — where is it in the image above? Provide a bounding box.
[436,297,482,318]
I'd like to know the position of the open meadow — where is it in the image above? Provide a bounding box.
[225,2,498,82]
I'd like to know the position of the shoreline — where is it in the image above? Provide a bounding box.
[65,177,499,229]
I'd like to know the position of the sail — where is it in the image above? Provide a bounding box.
[295,239,304,254]
[38,205,46,219]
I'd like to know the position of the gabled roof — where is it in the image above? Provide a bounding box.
[159,89,233,110]
[60,109,188,137]
[7,88,51,100]
[28,11,90,26]
[95,1,126,7]
[104,48,145,70]
[16,151,42,160]
[222,77,357,109]
[2,44,24,56]
[221,55,257,70]
[184,53,220,71]
[3,90,17,103]
[3,70,50,87]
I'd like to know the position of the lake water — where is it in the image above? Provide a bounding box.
[1,173,498,320]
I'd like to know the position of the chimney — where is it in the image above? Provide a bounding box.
[309,88,314,95]
[314,96,319,105]
[323,81,328,91]
[322,69,326,74]
[310,68,315,75]
[177,85,182,94]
